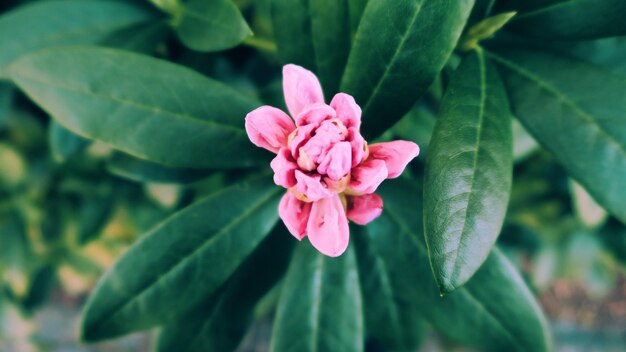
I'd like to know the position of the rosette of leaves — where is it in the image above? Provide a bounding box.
[1,0,626,351]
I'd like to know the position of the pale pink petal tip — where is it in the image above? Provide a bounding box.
[278,192,312,240]
[347,194,383,225]
[369,141,420,178]
[245,106,296,153]
[307,195,349,257]
[330,93,362,130]
[282,64,325,119]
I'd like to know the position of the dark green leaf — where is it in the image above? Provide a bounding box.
[392,102,436,156]
[369,181,551,351]
[341,0,474,138]
[81,177,282,341]
[348,0,368,33]
[0,82,13,127]
[107,152,213,184]
[100,20,171,54]
[8,47,267,169]
[175,0,251,52]
[0,0,157,75]
[77,194,115,245]
[270,244,363,352]
[50,122,90,162]
[424,49,512,292]
[353,230,427,351]
[271,0,351,95]
[487,48,626,223]
[157,225,294,352]
[509,0,626,40]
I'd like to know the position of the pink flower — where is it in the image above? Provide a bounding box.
[245,64,419,257]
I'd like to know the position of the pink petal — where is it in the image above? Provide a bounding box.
[317,142,352,181]
[347,127,367,167]
[296,120,345,170]
[346,194,383,225]
[294,103,336,127]
[330,93,361,129]
[279,192,312,240]
[369,141,420,178]
[295,170,333,202]
[289,123,316,159]
[283,64,324,119]
[307,195,350,257]
[245,106,296,153]
[348,159,388,195]
[271,148,298,188]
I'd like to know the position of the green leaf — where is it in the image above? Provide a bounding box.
[175,0,251,52]
[340,0,474,138]
[100,20,171,54]
[8,46,267,169]
[369,181,551,351]
[50,122,90,162]
[0,83,13,127]
[509,0,626,40]
[80,177,282,341]
[423,49,513,292]
[0,0,157,75]
[353,230,427,350]
[348,0,368,33]
[487,48,626,224]
[270,244,363,352]
[157,226,294,352]
[77,194,115,245]
[107,152,213,184]
[271,0,351,95]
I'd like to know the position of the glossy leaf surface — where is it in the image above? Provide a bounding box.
[270,244,363,352]
[8,47,267,169]
[341,0,474,137]
[81,177,282,341]
[354,231,426,350]
[424,49,512,292]
[157,226,294,352]
[175,0,251,52]
[271,0,351,95]
[488,48,626,223]
[50,122,90,162]
[0,0,156,75]
[367,181,551,352]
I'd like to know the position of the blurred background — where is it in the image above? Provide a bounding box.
[1,0,626,351]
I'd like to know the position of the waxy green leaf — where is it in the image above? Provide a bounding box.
[271,0,351,95]
[0,0,157,75]
[175,0,251,52]
[270,244,363,352]
[509,0,626,40]
[81,177,282,341]
[424,49,513,292]
[107,153,213,184]
[8,47,268,169]
[157,226,294,352]
[488,48,626,224]
[354,231,427,350]
[341,0,474,138]
[369,181,551,352]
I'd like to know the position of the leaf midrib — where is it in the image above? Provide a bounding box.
[383,205,526,351]
[356,1,424,116]
[10,69,246,134]
[486,50,626,160]
[87,186,281,334]
[447,49,488,286]
[515,0,579,19]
